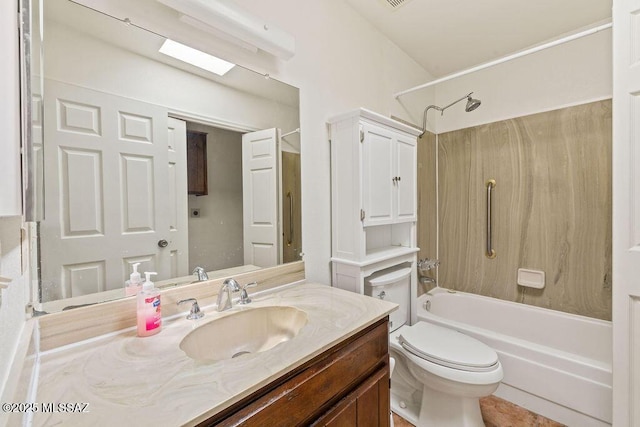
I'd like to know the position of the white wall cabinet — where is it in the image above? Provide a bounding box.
[361,122,417,226]
[329,109,420,309]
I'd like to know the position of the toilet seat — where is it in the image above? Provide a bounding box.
[398,322,499,372]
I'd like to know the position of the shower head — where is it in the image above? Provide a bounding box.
[465,95,481,112]
[420,91,481,137]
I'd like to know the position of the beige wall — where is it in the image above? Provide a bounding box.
[231,0,434,284]
[418,100,612,320]
[282,152,302,264]
[416,130,438,293]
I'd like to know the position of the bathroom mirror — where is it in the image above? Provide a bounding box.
[31,0,301,312]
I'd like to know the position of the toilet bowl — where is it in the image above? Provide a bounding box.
[364,266,502,426]
[389,322,503,427]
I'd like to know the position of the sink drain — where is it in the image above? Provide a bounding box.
[232,351,251,358]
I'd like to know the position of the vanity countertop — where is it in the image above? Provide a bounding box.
[31,282,397,426]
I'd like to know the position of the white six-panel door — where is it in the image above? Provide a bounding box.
[242,128,280,268]
[40,80,188,300]
[613,0,640,424]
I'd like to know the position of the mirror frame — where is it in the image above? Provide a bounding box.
[20,0,38,222]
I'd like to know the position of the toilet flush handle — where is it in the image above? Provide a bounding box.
[377,290,386,299]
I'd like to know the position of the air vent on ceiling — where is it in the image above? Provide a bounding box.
[382,0,413,10]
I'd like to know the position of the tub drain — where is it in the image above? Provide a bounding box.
[232,351,251,358]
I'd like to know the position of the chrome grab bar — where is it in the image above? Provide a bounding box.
[286,191,293,246]
[486,179,497,259]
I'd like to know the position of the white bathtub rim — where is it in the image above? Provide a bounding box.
[417,310,611,379]
[418,290,612,366]
[424,287,611,326]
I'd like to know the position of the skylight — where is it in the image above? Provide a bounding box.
[159,39,235,76]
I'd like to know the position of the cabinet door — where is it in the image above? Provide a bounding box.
[394,133,417,222]
[314,366,390,427]
[362,123,395,226]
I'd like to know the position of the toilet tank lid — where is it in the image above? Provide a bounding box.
[399,322,499,371]
[367,267,412,287]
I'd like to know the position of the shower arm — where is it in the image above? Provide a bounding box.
[420,92,474,137]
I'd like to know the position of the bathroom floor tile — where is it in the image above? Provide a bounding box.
[392,395,566,427]
[392,412,415,427]
[480,395,566,427]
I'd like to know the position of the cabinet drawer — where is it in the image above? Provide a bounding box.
[206,318,389,427]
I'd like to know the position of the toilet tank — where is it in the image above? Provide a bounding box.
[365,266,411,332]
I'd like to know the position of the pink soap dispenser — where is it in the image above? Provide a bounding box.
[125,262,143,296]
[137,272,161,337]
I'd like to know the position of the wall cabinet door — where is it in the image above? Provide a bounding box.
[362,123,417,226]
[362,123,395,226]
[394,133,417,222]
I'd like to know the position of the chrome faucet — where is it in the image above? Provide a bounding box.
[193,266,209,282]
[238,282,258,305]
[177,298,204,320]
[418,258,439,286]
[216,278,241,311]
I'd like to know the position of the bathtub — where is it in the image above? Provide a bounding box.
[417,288,612,427]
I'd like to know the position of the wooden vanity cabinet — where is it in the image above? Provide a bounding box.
[202,318,390,427]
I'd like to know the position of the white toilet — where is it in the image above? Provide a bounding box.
[366,267,503,427]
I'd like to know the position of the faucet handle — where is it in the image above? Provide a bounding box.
[178,298,204,320]
[238,282,258,305]
[223,278,241,292]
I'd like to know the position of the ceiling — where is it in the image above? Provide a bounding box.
[53,0,298,107]
[344,0,612,78]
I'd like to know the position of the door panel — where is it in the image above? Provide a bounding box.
[613,0,640,424]
[41,80,188,301]
[60,148,103,236]
[242,128,280,267]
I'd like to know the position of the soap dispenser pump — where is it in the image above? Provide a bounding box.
[125,262,143,296]
[137,272,161,337]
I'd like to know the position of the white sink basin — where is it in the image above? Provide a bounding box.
[179,306,308,362]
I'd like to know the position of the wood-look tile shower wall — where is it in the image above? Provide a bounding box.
[418,100,612,320]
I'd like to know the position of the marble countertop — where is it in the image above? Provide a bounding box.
[32,282,397,426]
